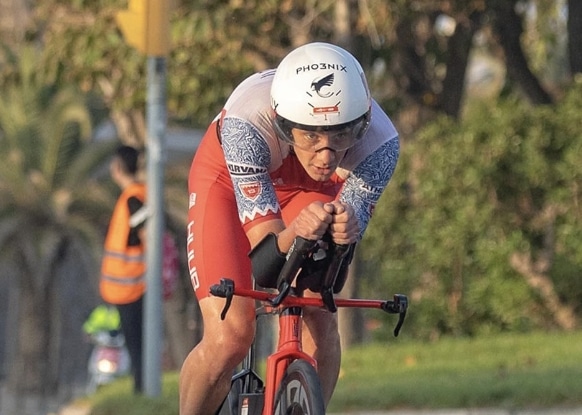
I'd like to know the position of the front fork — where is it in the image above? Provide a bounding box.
[262,306,316,415]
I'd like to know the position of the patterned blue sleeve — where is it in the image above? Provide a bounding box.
[221,117,280,224]
[339,139,399,239]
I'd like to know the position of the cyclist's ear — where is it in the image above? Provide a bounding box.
[249,233,286,289]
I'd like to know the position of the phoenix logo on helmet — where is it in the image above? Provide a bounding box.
[310,74,336,98]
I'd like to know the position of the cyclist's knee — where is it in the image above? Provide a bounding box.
[198,307,255,368]
[219,327,255,362]
[194,326,254,381]
[200,295,255,343]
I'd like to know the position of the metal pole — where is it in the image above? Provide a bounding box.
[144,55,166,397]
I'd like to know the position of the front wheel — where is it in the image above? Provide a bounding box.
[273,359,326,415]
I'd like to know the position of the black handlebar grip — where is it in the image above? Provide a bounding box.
[209,284,224,297]
[209,278,234,298]
[276,237,317,288]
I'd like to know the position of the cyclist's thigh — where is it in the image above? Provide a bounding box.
[188,177,257,353]
[187,139,252,300]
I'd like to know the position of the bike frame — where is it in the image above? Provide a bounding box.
[211,237,408,415]
[212,281,406,415]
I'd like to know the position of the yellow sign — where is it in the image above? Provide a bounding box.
[116,0,170,56]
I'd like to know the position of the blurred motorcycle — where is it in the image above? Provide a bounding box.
[86,329,131,394]
[83,305,131,394]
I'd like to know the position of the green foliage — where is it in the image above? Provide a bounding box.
[361,80,582,339]
[31,0,281,127]
[168,5,259,123]
[26,0,453,129]
[35,1,147,113]
[0,44,116,245]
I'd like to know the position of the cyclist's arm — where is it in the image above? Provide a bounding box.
[337,101,400,239]
[246,201,334,252]
[221,116,334,252]
[339,138,400,239]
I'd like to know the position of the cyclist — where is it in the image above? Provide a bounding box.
[181,42,399,414]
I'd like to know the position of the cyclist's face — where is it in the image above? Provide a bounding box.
[291,128,347,181]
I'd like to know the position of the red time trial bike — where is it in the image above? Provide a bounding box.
[211,236,408,415]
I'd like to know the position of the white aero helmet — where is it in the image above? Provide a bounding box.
[271,42,372,151]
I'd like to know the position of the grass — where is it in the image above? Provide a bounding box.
[328,330,582,412]
[85,330,582,414]
[88,373,179,415]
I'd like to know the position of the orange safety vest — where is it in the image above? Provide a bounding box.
[100,183,147,304]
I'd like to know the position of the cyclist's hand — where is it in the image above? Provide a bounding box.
[291,201,334,241]
[327,201,359,245]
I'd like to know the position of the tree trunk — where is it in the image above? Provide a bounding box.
[3,275,52,415]
[96,76,146,146]
[439,11,482,118]
[55,258,98,402]
[395,18,433,102]
[567,0,582,75]
[488,0,553,105]
[1,256,97,415]
[0,269,21,415]
[332,0,353,49]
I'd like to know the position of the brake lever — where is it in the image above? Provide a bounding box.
[381,294,408,337]
[209,278,235,320]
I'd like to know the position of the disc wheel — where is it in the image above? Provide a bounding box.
[273,359,326,415]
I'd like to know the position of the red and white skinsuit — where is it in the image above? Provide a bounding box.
[187,69,399,298]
